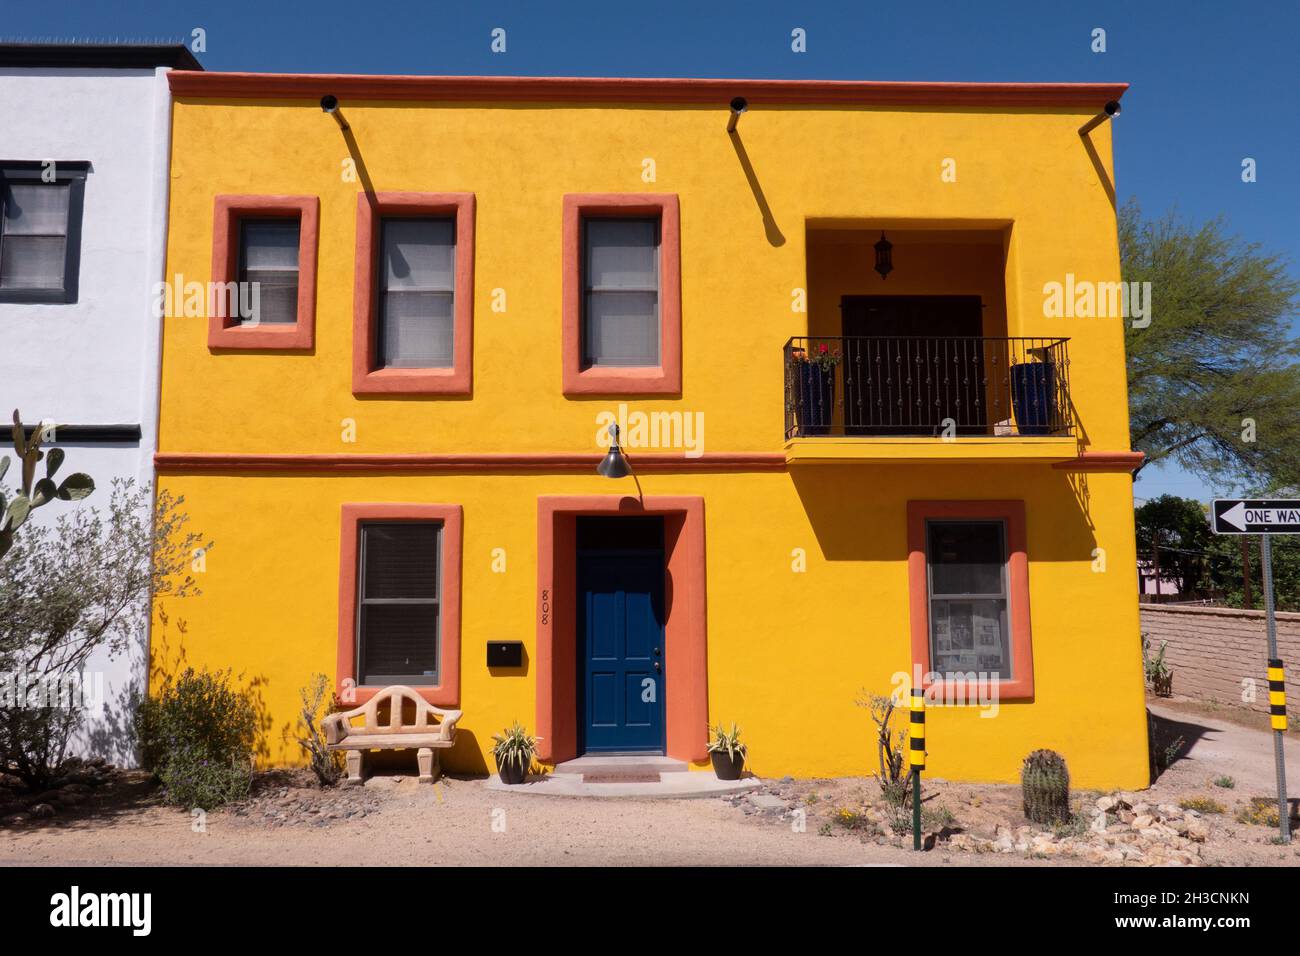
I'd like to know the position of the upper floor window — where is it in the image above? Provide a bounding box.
[237,219,301,326]
[0,161,88,304]
[352,193,475,396]
[207,195,319,350]
[582,217,660,367]
[378,217,456,368]
[561,194,681,396]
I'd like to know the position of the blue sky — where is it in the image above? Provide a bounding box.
[7,0,1297,504]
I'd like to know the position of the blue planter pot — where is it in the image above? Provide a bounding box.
[796,362,836,436]
[1010,362,1057,436]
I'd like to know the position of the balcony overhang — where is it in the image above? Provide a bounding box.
[784,435,1080,465]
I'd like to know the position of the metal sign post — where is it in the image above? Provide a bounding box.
[1213,499,1293,843]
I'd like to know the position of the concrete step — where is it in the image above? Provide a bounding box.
[552,755,689,776]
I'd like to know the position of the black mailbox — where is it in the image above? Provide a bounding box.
[487,641,524,668]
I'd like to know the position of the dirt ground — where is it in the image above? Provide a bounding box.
[2,700,1298,866]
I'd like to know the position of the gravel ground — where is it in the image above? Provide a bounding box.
[1,700,1297,867]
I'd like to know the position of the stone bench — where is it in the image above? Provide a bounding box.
[322,685,461,785]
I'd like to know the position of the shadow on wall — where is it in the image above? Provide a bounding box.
[787,465,1099,562]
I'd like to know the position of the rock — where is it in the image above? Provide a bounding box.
[60,782,92,794]
[1118,809,1135,824]
[993,836,1015,853]
[2,813,28,826]
[30,803,56,818]
[1096,796,1116,812]
[1132,814,1154,829]
[1186,820,1210,843]
[748,794,785,811]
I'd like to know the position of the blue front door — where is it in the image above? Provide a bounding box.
[578,552,666,753]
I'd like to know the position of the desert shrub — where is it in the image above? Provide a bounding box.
[138,667,256,809]
[294,673,343,787]
[1179,796,1226,814]
[856,690,911,807]
[1214,775,1236,789]
[0,477,208,790]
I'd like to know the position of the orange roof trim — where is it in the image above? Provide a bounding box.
[168,72,1128,108]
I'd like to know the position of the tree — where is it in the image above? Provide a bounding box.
[1202,534,1300,613]
[1120,200,1300,492]
[0,480,210,789]
[1134,494,1211,594]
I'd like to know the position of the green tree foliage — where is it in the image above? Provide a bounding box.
[1136,493,1300,610]
[1135,494,1211,593]
[1120,200,1300,491]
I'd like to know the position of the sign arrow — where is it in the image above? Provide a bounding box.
[1213,499,1300,535]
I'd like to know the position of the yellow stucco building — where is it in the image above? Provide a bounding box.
[154,72,1149,788]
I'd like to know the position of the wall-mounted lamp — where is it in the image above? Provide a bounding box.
[1079,99,1121,136]
[320,94,350,131]
[727,96,748,133]
[874,232,894,280]
[1104,100,1121,117]
[597,423,633,479]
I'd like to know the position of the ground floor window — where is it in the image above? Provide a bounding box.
[356,522,441,685]
[925,519,1012,680]
[907,500,1034,700]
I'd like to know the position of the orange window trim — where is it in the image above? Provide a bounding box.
[352,192,476,396]
[535,495,707,763]
[561,194,682,396]
[907,500,1034,701]
[208,195,319,350]
[336,502,463,707]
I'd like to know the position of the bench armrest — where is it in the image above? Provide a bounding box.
[438,709,463,740]
[322,713,348,745]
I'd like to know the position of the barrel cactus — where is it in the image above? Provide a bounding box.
[1021,749,1070,825]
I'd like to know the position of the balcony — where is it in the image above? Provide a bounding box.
[782,336,1078,464]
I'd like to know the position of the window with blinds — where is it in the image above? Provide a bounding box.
[0,162,87,302]
[378,217,455,368]
[581,217,660,367]
[356,522,442,685]
[925,519,1013,680]
[237,218,300,324]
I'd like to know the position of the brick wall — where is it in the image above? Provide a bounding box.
[1139,605,1300,714]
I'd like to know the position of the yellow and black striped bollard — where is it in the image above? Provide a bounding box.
[910,687,926,850]
[1269,659,1288,732]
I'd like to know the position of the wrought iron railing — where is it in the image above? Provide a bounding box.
[783,336,1073,439]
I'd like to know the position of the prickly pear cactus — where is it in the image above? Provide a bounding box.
[1021,749,1070,825]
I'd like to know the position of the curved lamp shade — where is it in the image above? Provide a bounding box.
[597,424,632,479]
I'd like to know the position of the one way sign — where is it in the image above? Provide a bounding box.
[1212,499,1300,535]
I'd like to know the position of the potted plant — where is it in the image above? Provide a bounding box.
[790,343,840,436]
[491,721,537,784]
[707,722,748,780]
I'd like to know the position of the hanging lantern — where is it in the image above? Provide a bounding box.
[874,231,894,279]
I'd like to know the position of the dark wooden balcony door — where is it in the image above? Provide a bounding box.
[840,295,986,435]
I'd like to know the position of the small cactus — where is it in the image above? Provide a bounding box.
[1021,749,1070,825]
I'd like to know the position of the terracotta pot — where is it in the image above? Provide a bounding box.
[710,750,745,781]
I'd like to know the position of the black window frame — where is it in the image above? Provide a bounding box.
[924,518,1014,680]
[0,160,89,304]
[580,214,662,369]
[355,520,443,686]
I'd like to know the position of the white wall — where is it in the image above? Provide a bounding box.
[0,66,173,764]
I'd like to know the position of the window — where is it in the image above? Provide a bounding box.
[237,219,300,325]
[0,161,88,303]
[356,522,442,685]
[906,500,1034,700]
[926,520,1011,680]
[582,218,659,367]
[208,195,319,350]
[378,217,455,368]
[561,194,681,396]
[351,193,475,395]
[337,503,462,706]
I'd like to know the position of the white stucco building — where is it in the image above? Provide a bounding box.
[0,44,202,762]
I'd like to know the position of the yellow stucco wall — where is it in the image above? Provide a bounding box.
[155,93,1149,789]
